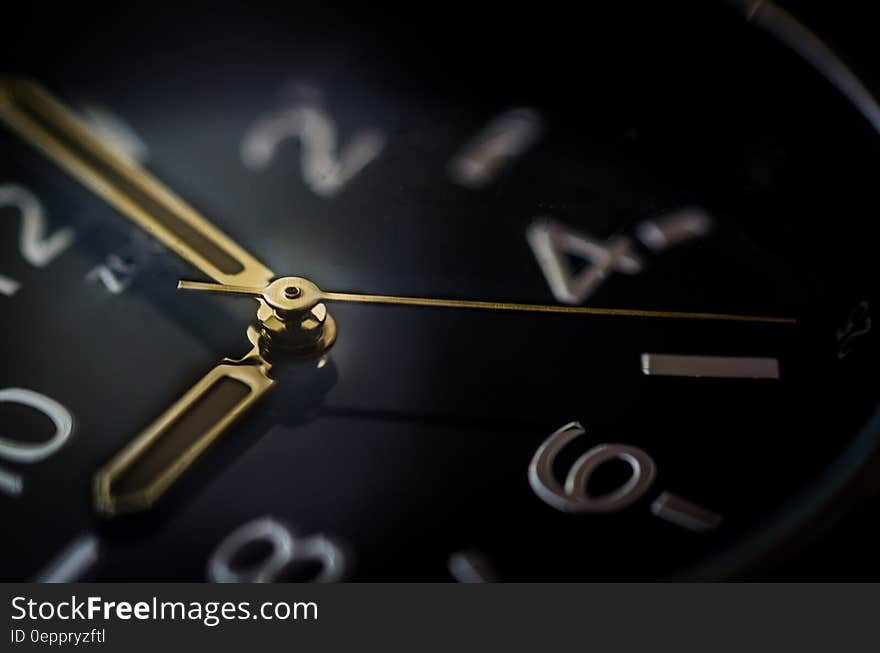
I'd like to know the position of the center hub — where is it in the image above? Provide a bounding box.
[255,276,336,359]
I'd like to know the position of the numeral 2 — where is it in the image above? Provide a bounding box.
[1,183,75,297]
[241,86,385,198]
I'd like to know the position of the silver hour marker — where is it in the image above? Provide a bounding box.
[0,467,23,496]
[449,107,542,188]
[651,492,722,533]
[0,275,20,297]
[634,208,712,252]
[448,550,498,583]
[34,534,100,582]
[641,354,780,379]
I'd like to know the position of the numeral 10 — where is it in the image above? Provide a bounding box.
[0,388,74,496]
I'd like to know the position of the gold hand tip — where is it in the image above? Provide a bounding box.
[176,279,267,298]
[178,279,233,292]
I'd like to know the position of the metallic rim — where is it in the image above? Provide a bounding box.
[678,1,880,580]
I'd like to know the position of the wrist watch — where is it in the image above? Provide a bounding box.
[0,0,877,581]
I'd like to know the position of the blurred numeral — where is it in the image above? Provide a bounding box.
[207,516,348,583]
[0,388,74,497]
[0,184,75,267]
[527,209,711,304]
[85,231,165,297]
[0,388,73,463]
[0,183,75,297]
[527,219,643,304]
[86,253,138,295]
[241,87,385,198]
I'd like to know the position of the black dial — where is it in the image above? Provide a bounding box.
[1,1,877,581]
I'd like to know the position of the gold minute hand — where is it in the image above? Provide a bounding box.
[177,279,797,325]
[0,78,273,287]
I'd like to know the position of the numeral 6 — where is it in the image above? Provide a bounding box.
[528,421,656,513]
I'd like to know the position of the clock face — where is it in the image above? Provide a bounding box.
[1,1,878,581]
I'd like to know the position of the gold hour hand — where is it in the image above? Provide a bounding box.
[93,329,274,517]
[0,77,273,287]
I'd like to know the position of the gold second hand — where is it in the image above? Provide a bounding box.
[319,292,796,324]
[178,280,797,324]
